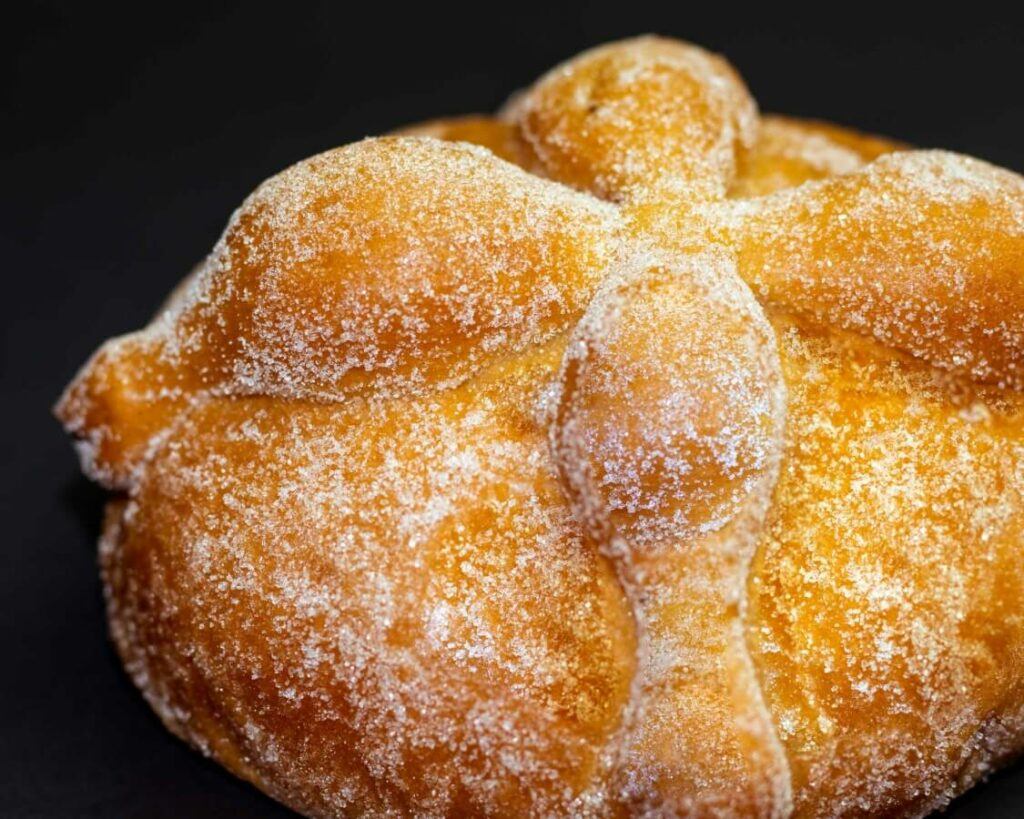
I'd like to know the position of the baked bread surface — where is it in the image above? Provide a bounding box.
[58,36,1024,818]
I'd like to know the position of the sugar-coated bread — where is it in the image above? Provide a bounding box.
[515,36,758,204]
[58,36,1024,818]
[58,137,622,488]
[729,115,905,197]
[550,249,790,815]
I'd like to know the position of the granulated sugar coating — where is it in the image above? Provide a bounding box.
[58,34,1024,819]
[56,137,622,489]
[550,249,790,816]
[103,339,636,816]
[551,249,784,549]
[750,315,1024,817]
[517,36,758,204]
[724,151,1024,391]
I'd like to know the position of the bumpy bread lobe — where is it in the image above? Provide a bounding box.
[721,151,1024,390]
[56,138,623,489]
[103,339,637,817]
[516,36,758,204]
[749,315,1024,817]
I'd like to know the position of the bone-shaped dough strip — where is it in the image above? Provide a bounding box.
[55,137,623,488]
[549,248,791,816]
[518,36,758,204]
[717,150,1024,390]
[510,39,1024,391]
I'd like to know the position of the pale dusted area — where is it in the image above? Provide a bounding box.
[56,35,1024,818]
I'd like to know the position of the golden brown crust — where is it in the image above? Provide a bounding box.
[724,151,1024,390]
[729,115,905,198]
[749,314,1024,816]
[514,36,758,204]
[56,137,623,489]
[103,340,639,817]
[394,115,545,174]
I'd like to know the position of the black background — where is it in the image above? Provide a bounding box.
[4,2,1023,815]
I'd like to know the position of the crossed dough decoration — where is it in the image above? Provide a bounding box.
[57,37,1024,818]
